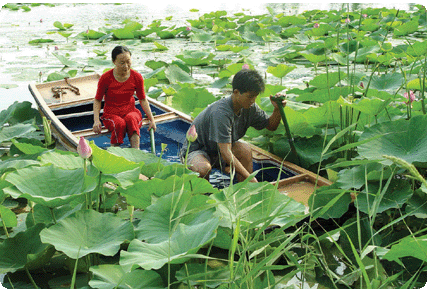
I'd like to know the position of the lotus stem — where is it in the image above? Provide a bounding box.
[49,208,57,224]
[184,141,191,169]
[1,220,9,238]
[25,267,39,289]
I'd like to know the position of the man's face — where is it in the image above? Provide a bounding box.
[236,90,258,109]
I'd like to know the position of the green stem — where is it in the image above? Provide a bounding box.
[184,141,191,169]
[25,267,39,289]
[1,220,9,238]
[49,208,57,224]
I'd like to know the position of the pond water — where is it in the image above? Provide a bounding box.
[0,2,414,111]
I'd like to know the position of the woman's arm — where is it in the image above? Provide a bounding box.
[140,98,157,131]
[93,99,102,134]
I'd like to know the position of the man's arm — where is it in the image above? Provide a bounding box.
[218,142,258,183]
[266,96,287,131]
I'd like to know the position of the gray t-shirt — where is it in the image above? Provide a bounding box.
[181,95,269,158]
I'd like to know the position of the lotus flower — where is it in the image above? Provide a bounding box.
[363,14,368,18]
[186,26,191,31]
[345,18,351,23]
[77,137,92,159]
[242,64,250,70]
[313,23,319,28]
[54,46,59,50]
[359,82,364,89]
[404,90,416,103]
[186,125,198,143]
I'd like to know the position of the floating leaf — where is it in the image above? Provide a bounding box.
[165,65,195,84]
[28,38,54,44]
[40,209,134,259]
[364,73,404,90]
[309,72,346,89]
[267,64,296,79]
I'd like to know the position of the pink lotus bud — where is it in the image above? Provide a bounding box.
[242,64,250,70]
[186,26,191,31]
[359,82,364,89]
[55,46,59,50]
[313,23,319,28]
[186,125,198,143]
[363,14,368,18]
[404,90,416,103]
[345,18,351,23]
[77,137,92,159]
[40,19,43,23]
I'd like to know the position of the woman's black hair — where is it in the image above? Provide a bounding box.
[112,45,131,62]
[232,69,265,94]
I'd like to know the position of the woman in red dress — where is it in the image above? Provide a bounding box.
[92,46,156,149]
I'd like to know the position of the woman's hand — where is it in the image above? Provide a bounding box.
[148,120,157,132]
[270,93,287,109]
[93,120,102,134]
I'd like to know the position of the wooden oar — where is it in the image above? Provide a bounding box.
[272,95,300,164]
[149,128,156,155]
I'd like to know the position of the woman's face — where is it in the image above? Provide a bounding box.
[113,52,132,74]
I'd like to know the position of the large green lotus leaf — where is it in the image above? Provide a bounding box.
[281,106,321,138]
[383,233,427,264]
[336,162,394,190]
[135,191,217,243]
[10,139,46,155]
[176,51,214,66]
[308,184,352,219]
[165,65,195,84]
[90,142,140,174]
[393,19,418,37]
[0,223,53,274]
[89,265,164,289]
[0,204,17,228]
[356,179,413,214]
[26,203,81,228]
[38,150,85,169]
[172,87,216,115]
[363,73,403,90]
[211,181,305,229]
[153,163,195,179]
[266,64,296,79]
[120,217,218,270]
[175,263,229,288]
[191,32,213,42]
[0,124,37,143]
[358,115,427,165]
[122,174,216,209]
[308,72,346,89]
[296,86,352,103]
[0,101,40,126]
[40,209,134,259]
[4,165,96,208]
[0,159,40,175]
[406,78,427,91]
[349,97,391,116]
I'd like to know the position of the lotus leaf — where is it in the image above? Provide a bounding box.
[309,72,346,89]
[82,30,106,40]
[89,265,164,289]
[393,19,418,36]
[90,142,140,174]
[0,101,40,125]
[364,73,404,90]
[40,209,134,259]
[120,216,218,270]
[356,179,413,214]
[267,64,296,79]
[135,191,217,243]
[0,159,40,175]
[0,204,17,228]
[28,38,54,44]
[383,233,427,263]
[52,53,80,67]
[26,204,81,228]
[4,165,96,208]
[296,86,352,103]
[165,65,195,83]
[175,263,229,288]
[407,78,427,91]
[358,115,427,165]
[176,51,215,66]
[172,87,216,115]
[38,150,86,169]
[336,162,393,190]
[0,124,37,143]
[211,181,305,229]
[0,223,53,274]
[10,139,46,155]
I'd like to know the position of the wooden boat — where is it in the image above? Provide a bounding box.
[29,74,331,206]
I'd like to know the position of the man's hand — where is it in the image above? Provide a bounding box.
[270,93,287,109]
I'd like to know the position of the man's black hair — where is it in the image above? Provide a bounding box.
[232,69,265,94]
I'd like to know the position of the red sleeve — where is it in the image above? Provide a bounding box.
[134,71,146,100]
[95,71,110,101]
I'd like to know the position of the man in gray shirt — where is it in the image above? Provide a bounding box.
[180,69,286,183]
